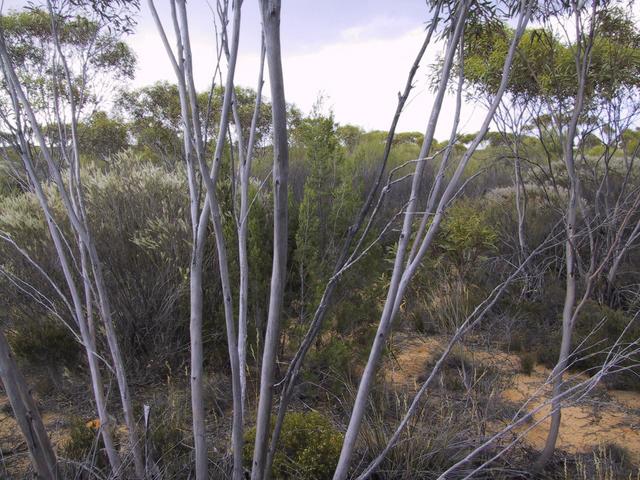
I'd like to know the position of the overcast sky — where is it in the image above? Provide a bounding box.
[2,1,488,140]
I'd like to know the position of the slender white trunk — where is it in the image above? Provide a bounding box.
[407,38,464,266]
[514,154,527,259]
[148,2,210,475]
[332,3,531,475]
[0,51,122,472]
[238,39,266,417]
[535,1,596,467]
[189,229,207,478]
[0,32,142,478]
[263,8,443,473]
[185,1,245,476]
[251,2,289,479]
[332,7,469,477]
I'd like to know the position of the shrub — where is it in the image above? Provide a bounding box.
[244,411,343,479]
[8,320,79,372]
[0,156,195,379]
[422,347,501,393]
[150,420,187,469]
[519,352,535,375]
[562,443,640,480]
[436,201,498,275]
[573,302,640,391]
[528,302,640,390]
[306,337,351,383]
[61,417,108,469]
[423,278,484,334]
[535,338,561,370]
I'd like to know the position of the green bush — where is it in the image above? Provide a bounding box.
[150,420,187,466]
[61,417,108,469]
[573,302,640,391]
[8,320,79,371]
[519,352,536,375]
[306,337,351,379]
[535,341,561,370]
[423,347,499,393]
[531,302,640,390]
[423,278,484,334]
[244,411,343,479]
[436,201,498,274]
[508,333,524,352]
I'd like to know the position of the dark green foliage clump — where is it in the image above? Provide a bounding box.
[519,352,536,375]
[8,320,79,371]
[572,302,640,391]
[244,411,343,479]
[61,417,108,470]
[526,302,640,390]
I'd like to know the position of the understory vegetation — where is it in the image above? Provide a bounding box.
[0,0,639,479]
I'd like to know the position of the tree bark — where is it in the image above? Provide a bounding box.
[332,1,531,475]
[0,40,123,473]
[0,30,141,478]
[251,2,289,479]
[535,0,597,468]
[332,7,469,477]
[238,37,266,419]
[263,7,443,474]
[0,329,57,479]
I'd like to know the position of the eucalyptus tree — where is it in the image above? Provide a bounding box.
[463,0,640,468]
[536,1,640,467]
[0,1,144,477]
[116,81,271,165]
[249,0,290,477]
[148,0,250,478]
[146,0,638,478]
[332,1,533,476]
[468,1,639,467]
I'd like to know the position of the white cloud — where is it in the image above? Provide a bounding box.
[131,15,488,139]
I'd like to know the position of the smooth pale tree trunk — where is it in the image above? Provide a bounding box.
[45,18,140,472]
[1,34,143,478]
[0,47,122,472]
[151,1,246,477]
[331,7,469,478]
[219,0,266,431]
[332,2,531,476]
[407,37,464,267]
[251,2,289,479]
[536,1,596,468]
[514,154,528,260]
[189,233,208,479]
[20,167,121,474]
[0,329,57,479]
[513,148,533,297]
[179,0,246,476]
[356,239,546,479]
[238,39,266,417]
[147,2,209,475]
[263,8,443,474]
[535,109,582,473]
